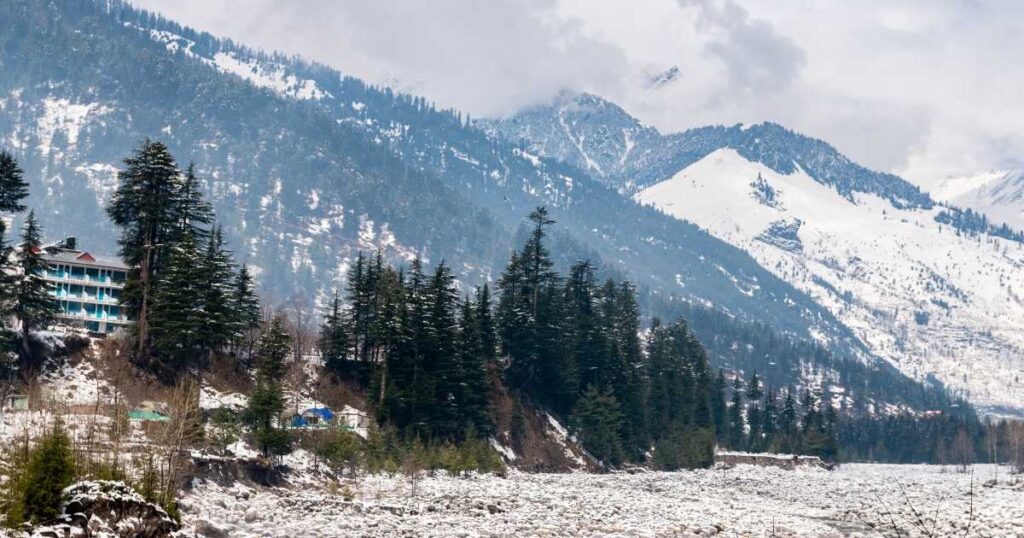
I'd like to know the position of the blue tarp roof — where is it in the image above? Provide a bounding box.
[289,407,335,428]
[305,407,334,421]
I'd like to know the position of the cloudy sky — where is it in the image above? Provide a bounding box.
[133,0,1023,188]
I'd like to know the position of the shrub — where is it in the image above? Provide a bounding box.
[5,422,76,526]
[208,407,242,453]
[256,428,292,457]
[318,430,363,472]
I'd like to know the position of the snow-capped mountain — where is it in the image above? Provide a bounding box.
[486,93,1024,415]
[931,169,1024,232]
[637,149,1024,414]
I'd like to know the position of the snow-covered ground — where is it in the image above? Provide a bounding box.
[178,464,1021,537]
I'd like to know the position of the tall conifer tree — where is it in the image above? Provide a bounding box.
[231,264,261,362]
[12,212,58,358]
[148,231,205,377]
[0,150,29,215]
[246,317,292,456]
[107,140,183,353]
[320,291,350,375]
[198,225,236,353]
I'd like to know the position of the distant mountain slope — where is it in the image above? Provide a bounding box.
[486,93,1024,415]
[636,149,1024,413]
[931,169,1024,232]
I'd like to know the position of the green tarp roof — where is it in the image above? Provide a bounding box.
[129,410,169,421]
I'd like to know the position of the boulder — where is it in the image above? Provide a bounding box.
[32,480,181,538]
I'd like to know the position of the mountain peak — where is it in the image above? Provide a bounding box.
[486,94,933,209]
[478,91,656,180]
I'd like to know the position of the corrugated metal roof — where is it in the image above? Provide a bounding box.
[40,248,130,270]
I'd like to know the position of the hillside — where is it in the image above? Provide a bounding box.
[0,1,844,332]
[0,0,966,416]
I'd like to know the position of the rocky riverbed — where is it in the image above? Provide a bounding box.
[177,463,1023,537]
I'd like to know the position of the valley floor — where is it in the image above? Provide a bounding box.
[179,463,1021,537]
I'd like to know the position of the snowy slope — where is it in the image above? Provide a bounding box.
[637,149,1024,414]
[931,169,1024,231]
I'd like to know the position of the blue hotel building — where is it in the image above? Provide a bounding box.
[39,238,131,334]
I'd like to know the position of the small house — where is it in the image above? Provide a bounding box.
[288,407,335,429]
[337,405,370,431]
[1,393,29,412]
[129,400,170,422]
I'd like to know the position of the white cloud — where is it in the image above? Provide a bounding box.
[131,0,1024,188]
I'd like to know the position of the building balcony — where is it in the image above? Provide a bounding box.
[56,311,131,324]
[52,293,121,305]
[46,274,125,288]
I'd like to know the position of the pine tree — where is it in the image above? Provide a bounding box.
[747,402,763,452]
[497,251,530,383]
[9,422,76,525]
[746,371,763,401]
[610,281,647,458]
[571,385,624,468]
[711,369,728,443]
[0,223,16,372]
[346,252,369,362]
[523,207,556,319]
[424,262,462,439]
[173,163,213,241]
[456,295,492,436]
[564,261,601,397]
[320,291,350,376]
[762,387,779,448]
[230,264,261,362]
[197,225,236,353]
[672,320,713,430]
[781,386,798,433]
[107,140,184,353]
[0,150,29,214]
[501,207,562,406]
[246,317,292,457]
[474,284,497,364]
[148,231,205,377]
[645,318,678,437]
[12,212,58,357]
[380,257,427,430]
[727,377,745,450]
[0,148,26,369]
